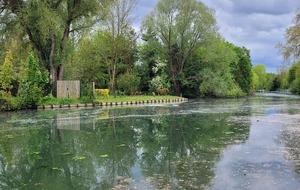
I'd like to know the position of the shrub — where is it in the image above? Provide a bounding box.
[156,88,169,95]
[95,89,109,96]
[80,96,91,103]
[38,94,56,105]
[1,96,21,111]
[0,51,14,98]
[117,72,141,95]
[80,82,95,100]
[18,52,48,109]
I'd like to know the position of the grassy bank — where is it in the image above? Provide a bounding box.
[38,95,183,106]
[94,95,181,103]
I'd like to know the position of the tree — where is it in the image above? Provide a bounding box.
[65,33,109,86]
[287,64,299,84]
[1,0,110,83]
[149,58,170,94]
[287,62,300,93]
[252,71,259,90]
[0,51,13,98]
[277,10,300,63]
[252,64,267,90]
[18,52,48,108]
[142,0,216,95]
[230,45,253,94]
[117,71,140,95]
[198,38,243,97]
[101,0,138,95]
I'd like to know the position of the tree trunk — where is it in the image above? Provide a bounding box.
[57,64,64,81]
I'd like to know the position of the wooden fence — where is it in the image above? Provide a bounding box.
[56,80,80,98]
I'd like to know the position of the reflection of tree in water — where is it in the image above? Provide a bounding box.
[282,125,300,175]
[137,110,250,189]
[0,101,251,190]
[0,111,138,190]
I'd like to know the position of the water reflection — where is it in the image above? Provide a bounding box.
[0,94,299,189]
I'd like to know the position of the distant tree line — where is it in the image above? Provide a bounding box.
[0,0,264,110]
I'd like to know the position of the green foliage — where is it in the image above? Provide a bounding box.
[18,52,48,109]
[287,63,300,94]
[270,76,281,91]
[288,64,299,84]
[68,34,109,85]
[197,38,244,98]
[117,72,141,95]
[38,94,81,105]
[252,64,267,90]
[0,51,14,99]
[137,41,162,92]
[80,82,95,101]
[0,96,21,111]
[199,68,244,98]
[149,58,170,92]
[290,78,300,94]
[38,94,56,105]
[142,0,216,95]
[1,0,110,83]
[230,45,253,94]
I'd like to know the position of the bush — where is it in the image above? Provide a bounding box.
[156,88,169,95]
[80,82,95,100]
[80,96,91,103]
[0,96,21,111]
[95,89,109,96]
[39,94,81,105]
[18,52,48,109]
[117,72,140,95]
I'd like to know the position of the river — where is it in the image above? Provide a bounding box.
[0,93,299,190]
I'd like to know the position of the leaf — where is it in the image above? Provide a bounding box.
[30,151,41,155]
[117,144,126,147]
[5,135,14,139]
[100,154,109,158]
[62,152,73,156]
[72,156,86,161]
[51,167,62,171]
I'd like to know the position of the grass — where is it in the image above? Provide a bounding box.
[39,95,184,106]
[94,95,182,103]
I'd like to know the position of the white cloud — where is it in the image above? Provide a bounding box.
[202,0,300,72]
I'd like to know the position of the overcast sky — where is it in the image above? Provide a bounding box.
[133,0,300,73]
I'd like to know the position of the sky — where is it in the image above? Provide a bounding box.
[133,0,300,73]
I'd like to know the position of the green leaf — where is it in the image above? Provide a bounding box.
[100,154,109,158]
[61,152,73,156]
[117,144,126,147]
[51,167,62,171]
[72,156,86,161]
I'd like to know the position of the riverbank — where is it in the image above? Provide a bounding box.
[38,96,188,110]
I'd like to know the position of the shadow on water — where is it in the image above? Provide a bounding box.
[0,94,299,189]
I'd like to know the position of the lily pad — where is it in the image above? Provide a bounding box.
[62,152,73,156]
[117,144,126,147]
[72,156,86,161]
[100,154,109,158]
[51,167,62,171]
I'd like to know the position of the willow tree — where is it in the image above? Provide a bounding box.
[141,0,216,95]
[0,0,110,83]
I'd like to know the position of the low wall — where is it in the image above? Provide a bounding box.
[38,98,188,110]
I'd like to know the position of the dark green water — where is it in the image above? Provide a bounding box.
[0,93,300,190]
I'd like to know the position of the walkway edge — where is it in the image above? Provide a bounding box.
[38,98,188,110]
